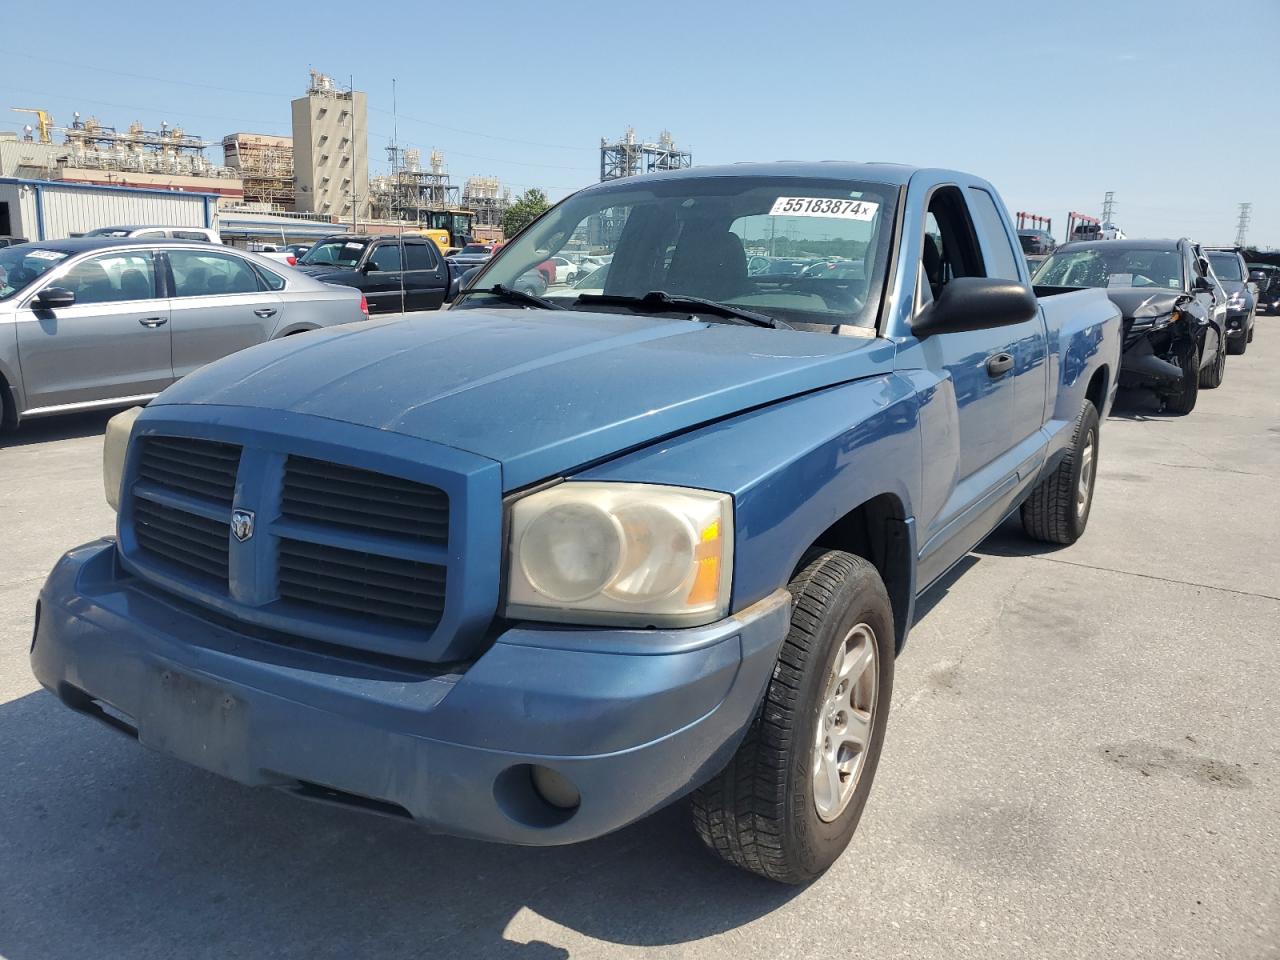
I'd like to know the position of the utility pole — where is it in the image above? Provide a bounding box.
[1101,191,1117,226]
[349,73,357,233]
[1234,202,1252,248]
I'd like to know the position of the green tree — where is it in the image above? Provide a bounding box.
[502,188,550,239]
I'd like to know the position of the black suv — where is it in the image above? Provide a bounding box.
[1032,238,1227,414]
[295,235,449,313]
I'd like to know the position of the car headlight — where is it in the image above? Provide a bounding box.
[103,406,143,511]
[505,482,733,627]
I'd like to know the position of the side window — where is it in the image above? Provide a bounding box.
[251,263,286,291]
[920,187,983,303]
[368,243,403,272]
[404,242,437,271]
[173,231,211,242]
[966,188,1023,282]
[169,250,262,297]
[56,252,157,304]
[136,230,165,239]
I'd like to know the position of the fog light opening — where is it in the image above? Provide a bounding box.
[531,764,581,811]
[493,763,581,828]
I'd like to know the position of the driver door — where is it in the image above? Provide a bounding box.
[15,250,172,412]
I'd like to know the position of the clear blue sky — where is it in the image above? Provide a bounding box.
[5,0,1278,246]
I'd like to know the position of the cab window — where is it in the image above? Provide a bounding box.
[368,244,403,272]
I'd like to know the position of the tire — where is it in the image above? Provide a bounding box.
[691,551,894,885]
[1202,337,1227,384]
[1021,400,1100,545]
[1163,341,1199,415]
[1247,323,1255,343]
[1228,329,1247,355]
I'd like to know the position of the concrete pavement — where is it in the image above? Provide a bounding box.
[0,316,1276,959]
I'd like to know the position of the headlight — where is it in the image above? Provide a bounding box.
[505,482,733,627]
[103,406,143,511]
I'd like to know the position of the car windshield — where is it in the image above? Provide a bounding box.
[0,246,71,300]
[1033,247,1184,290]
[299,238,367,266]
[458,245,490,256]
[457,174,898,331]
[1206,253,1243,281]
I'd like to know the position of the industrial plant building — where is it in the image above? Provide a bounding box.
[290,71,368,222]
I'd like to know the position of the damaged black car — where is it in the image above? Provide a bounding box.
[1032,238,1226,414]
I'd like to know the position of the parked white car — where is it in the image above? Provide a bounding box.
[83,225,222,244]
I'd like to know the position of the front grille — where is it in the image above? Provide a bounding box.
[282,456,449,544]
[133,498,231,583]
[278,538,446,628]
[137,436,241,505]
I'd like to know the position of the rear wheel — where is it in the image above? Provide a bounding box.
[1164,341,1199,415]
[1021,401,1099,545]
[691,551,894,884]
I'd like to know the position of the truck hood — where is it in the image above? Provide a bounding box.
[1105,288,1189,319]
[295,265,356,281]
[1216,279,1246,297]
[153,309,895,489]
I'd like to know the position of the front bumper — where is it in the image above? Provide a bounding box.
[1225,309,1251,338]
[1119,334,1184,387]
[31,539,791,845]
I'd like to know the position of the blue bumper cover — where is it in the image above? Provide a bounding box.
[31,539,791,845]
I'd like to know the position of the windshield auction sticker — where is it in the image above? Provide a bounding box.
[769,197,879,220]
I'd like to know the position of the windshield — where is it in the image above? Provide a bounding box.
[0,246,71,300]
[457,175,897,331]
[299,237,367,267]
[458,245,491,256]
[1033,247,1184,290]
[1206,253,1243,281]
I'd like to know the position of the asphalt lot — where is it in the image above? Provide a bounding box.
[1,317,1277,960]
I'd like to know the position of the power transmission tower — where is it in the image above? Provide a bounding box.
[1101,191,1117,225]
[1234,203,1252,247]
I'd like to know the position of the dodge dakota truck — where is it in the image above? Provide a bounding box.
[31,163,1121,884]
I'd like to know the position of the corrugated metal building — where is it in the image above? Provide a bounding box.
[0,177,217,241]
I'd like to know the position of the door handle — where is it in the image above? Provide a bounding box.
[138,317,168,328]
[985,352,1015,377]
[254,307,278,318]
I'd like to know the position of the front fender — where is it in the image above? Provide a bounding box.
[578,372,922,616]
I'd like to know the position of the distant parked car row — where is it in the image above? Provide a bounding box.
[1032,240,1257,414]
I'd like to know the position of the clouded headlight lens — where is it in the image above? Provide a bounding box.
[506,482,733,627]
[103,406,143,511]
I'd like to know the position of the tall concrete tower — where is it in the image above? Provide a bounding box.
[291,71,368,223]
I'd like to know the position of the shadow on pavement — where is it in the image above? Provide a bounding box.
[0,409,115,448]
[0,689,800,959]
[1106,385,1179,422]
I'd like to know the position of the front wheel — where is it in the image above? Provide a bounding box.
[691,551,894,884]
[1228,330,1248,355]
[1164,341,1199,415]
[1202,336,1228,385]
[1021,400,1100,544]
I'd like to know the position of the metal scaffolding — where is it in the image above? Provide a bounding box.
[599,128,691,181]
[222,133,295,209]
[369,147,460,222]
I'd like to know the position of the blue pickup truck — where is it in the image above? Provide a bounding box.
[31,163,1120,884]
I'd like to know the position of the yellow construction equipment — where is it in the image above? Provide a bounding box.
[12,107,54,144]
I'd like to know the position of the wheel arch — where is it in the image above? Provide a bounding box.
[0,363,18,430]
[1085,364,1108,414]
[797,492,915,653]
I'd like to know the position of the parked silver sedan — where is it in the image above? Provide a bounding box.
[0,238,368,429]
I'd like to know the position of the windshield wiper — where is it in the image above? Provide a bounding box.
[474,284,565,310]
[574,291,791,329]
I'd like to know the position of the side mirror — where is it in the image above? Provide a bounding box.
[361,262,379,273]
[34,286,76,310]
[445,274,463,304]
[912,277,1037,338]
[1193,276,1213,293]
